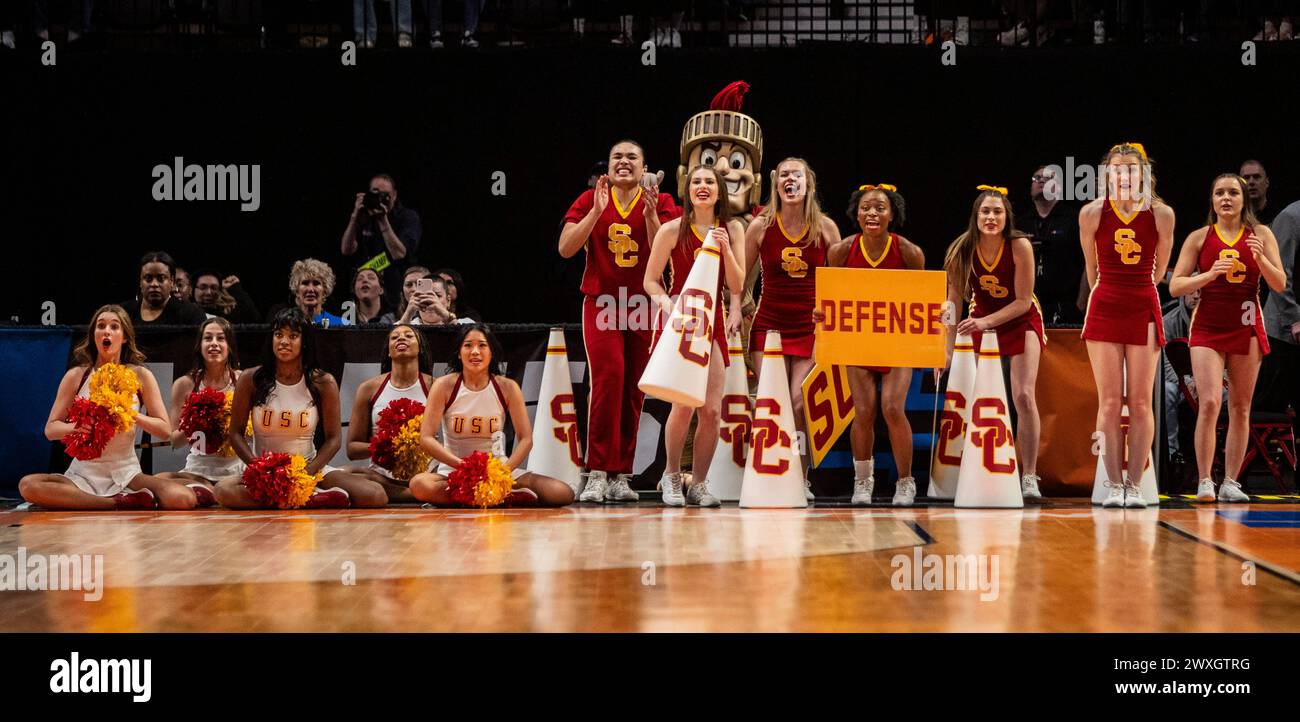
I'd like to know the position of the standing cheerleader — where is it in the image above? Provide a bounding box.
[744,157,841,499]
[158,317,245,505]
[19,305,195,510]
[642,165,746,506]
[214,309,388,509]
[409,324,575,507]
[559,139,679,503]
[940,185,1046,500]
[345,323,435,503]
[1080,142,1175,508]
[824,184,924,505]
[1169,174,1286,502]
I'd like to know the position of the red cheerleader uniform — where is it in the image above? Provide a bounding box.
[1189,225,1270,356]
[967,238,1046,356]
[843,231,908,373]
[654,224,730,367]
[750,215,825,357]
[1081,200,1165,346]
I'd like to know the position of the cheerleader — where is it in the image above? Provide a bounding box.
[158,317,245,505]
[18,305,195,510]
[1169,174,1286,503]
[940,185,1047,500]
[1080,142,1175,508]
[823,184,924,505]
[345,323,435,503]
[214,309,388,508]
[744,157,842,498]
[409,324,575,507]
[642,165,746,507]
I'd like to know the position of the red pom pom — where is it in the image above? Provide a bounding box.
[63,398,115,461]
[710,80,750,111]
[370,398,425,472]
[177,386,229,455]
[446,450,490,507]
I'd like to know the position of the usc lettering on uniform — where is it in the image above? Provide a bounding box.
[450,416,501,435]
[608,223,638,267]
[780,247,808,278]
[1219,249,1247,283]
[978,275,1008,299]
[261,409,310,429]
[1113,228,1142,265]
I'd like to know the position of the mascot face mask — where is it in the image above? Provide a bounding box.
[679,81,763,217]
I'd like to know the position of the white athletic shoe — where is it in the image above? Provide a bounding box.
[1218,478,1250,503]
[1195,478,1217,502]
[658,472,685,506]
[580,470,608,503]
[851,476,874,505]
[804,478,815,501]
[1021,473,1042,499]
[1102,481,1125,508]
[892,477,917,507]
[686,479,720,507]
[1123,482,1147,509]
[605,473,639,502]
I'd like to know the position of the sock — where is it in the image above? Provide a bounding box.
[853,458,874,481]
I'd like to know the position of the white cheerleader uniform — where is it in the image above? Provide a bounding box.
[63,367,143,497]
[435,375,509,477]
[251,375,338,476]
[368,372,431,481]
[179,375,246,481]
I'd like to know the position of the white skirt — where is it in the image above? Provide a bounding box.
[181,452,245,482]
[64,456,142,497]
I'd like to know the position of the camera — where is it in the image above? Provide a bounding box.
[363,189,391,213]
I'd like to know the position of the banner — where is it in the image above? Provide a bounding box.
[813,267,948,369]
[801,363,854,468]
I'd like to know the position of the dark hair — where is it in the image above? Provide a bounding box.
[73,304,146,367]
[610,139,645,160]
[193,268,223,285]
[432,267,464,294]
[380,323,433,375]
[251,308,325,410]
[350,266,391,320]
[1206,173,1260,228]
[186,317,240,388]
[845,187,907,231]
[139,251,177,277]
[370,173,397,193]
[677,165,732,249]
[447,323,504,377]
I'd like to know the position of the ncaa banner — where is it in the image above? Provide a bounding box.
[814,267,948,369]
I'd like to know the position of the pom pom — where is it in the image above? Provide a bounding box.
[87,363,141,434]
[368,398,431,481]
[710,80,750,111]
[63,398,116,460]
[177,386,230,455]
[241,452,321,509]
[446,450,516,508]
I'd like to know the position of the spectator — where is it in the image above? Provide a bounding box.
[1240,160,1278,227]
[398,275,463,326]
[1020,165,1086,324]
[350,268,390,325]
[1257,199,1300,415]
[193,270,261,324]
[267,259,349,328]
[35,0,94,42]
[173,267,193,302]
[354,0,412,48]
[122,251,209,327]
[1162,289,1197,460]
[426,0,484,48]
[432,267,483,322]
[341,173,422,303]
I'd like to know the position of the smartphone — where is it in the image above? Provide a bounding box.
[415,278,435,295]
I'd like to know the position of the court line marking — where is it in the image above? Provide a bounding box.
[905,520,935,545]
[1157,520,1300,587]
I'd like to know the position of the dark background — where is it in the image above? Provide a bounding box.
[2,42,1297,325]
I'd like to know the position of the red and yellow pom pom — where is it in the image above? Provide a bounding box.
[369,398,431,481]
[446,450,516,508]
[87,363,140,434]
[177,386,229,455]
[63,398,116,460]
[241,452,321,509]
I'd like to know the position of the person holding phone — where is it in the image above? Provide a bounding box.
[399,275,468,325]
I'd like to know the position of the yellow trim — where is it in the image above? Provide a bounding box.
[1214,224,1245,248]
[1108,199,1139,225]
[700,246,722,258]
[976,239,1004,272]
[776,213,809,244]
[611,187,643,220]
[858,233,893,268]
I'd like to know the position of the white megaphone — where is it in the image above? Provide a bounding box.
[930,332,976,499]
[1090,403,1160,505]
[638,230,723,408]
[526,327,585,494]
[739,331,808,508]
[954,332,1023,508]
[707,331,750,501]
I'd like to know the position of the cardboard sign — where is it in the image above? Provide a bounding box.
[814,267,948,369]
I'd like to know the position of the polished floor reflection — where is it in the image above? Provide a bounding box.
[0,501,1295,632]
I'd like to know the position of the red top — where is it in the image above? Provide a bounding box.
[668,224,725,301]
[563,187,680,298]
[969,239,1020,316]
[1197,224,1261,311]
[752,215,825,333]
[843,232,905,269]
[1094,200,1160,288]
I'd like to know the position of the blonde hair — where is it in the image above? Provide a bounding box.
[1102,142,1161,205]
[288,258,336,297]
[756,157,825,247]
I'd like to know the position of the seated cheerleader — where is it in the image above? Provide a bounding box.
[158,317,245,506]
[19,305,197,510]
[409,324,575,507]
[214,308,388,509]
[345,323,436,503]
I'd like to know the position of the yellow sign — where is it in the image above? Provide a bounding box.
[801,363,854,467]
[814,267,948,368]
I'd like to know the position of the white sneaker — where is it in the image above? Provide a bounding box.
[605,473,639,502]
[1218,478,1249,503]
[1102,481,1125,508]
[851,476,874,505]
[804,478,815,501]
[686,479,720,507]
[580,470,608,503]
[658,472,685,506]
[1021,473,1042,499]
[892,477,917,507]
[1195,478,1216,502]
[429,32,444,49]
[1123,483,1147,509]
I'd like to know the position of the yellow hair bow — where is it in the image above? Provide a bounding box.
[977,184,1008,196]
[859,183,897,192]
[1117,141,1148,161]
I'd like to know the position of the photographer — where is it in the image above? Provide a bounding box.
[341,174,422,303]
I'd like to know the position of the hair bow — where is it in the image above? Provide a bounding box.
[859,183,897,192]
[976,184,1008,196]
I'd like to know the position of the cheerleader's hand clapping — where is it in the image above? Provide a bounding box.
[592,175,610,215]
[1245,231,1264,261]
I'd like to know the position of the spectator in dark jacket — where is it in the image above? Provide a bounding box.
[193,270,261,324]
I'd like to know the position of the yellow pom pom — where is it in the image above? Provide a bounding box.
[475,455,516,507]
[390,416,432,481]
[283,454,322,509]
[88,363,141,434]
